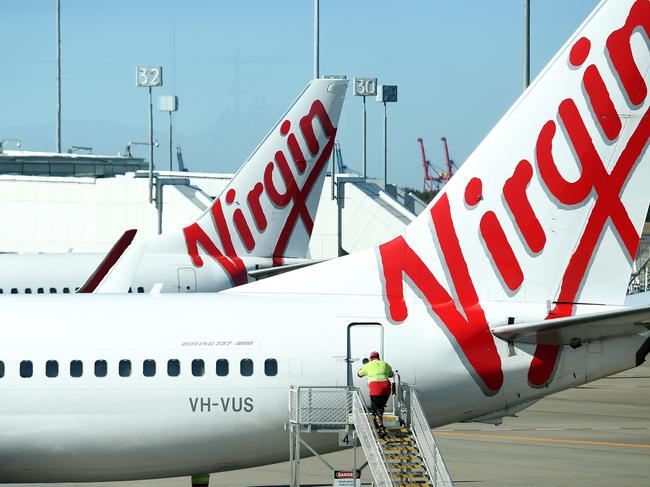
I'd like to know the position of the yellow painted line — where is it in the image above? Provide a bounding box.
[435,431,650,449]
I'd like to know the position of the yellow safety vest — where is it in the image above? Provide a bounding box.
[358,359,392,383]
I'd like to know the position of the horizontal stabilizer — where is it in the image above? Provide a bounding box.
[247,259,325,280]
[492,305,650,345]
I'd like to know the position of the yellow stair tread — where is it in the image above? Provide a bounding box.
[384,446,418,452]
[385,455,421,461]
[389,464,425,470]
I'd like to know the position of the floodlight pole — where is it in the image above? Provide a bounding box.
[168,111,173,171]
[523,0,530,90]
[353,78,377,179]
[383,101,388,188]
[362,96,367,178]
[158,95,178,171]
[148,86,154,202]
[56,0,61,153]
[313,0,319,79]
[376,84,397,189]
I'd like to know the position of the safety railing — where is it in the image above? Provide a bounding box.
[289,386,354,428]
[288,384,453,486]
[394,378,410,427]
[351,389,393,487]
[410,388,454,487]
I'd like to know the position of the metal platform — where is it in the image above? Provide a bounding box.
[287,384,453,487]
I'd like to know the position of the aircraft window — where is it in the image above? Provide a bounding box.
[119,359,131,377]
[74,287,80,292]
[264,359,278,377]
[37,288,44,294]
[20,360,33,378]
[216,359,229,377]
[49,288,57,294]
[137,287,145,294]
[167,359,180,377]
[63,287,70,294]
[0,289,3,294]
[192,359,205,377]
[11,288,18,294]
[24,288,32,294]
[128,287,133,294]
[143,359,156,377]
[46,360,59,378]
[240,359,253,377]
[0,361,4,377]
[70,360,83,377]
[94,360,107,377]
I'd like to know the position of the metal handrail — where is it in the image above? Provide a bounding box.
[410,389,454,487]
[288,385,453,486]
[289,386,355,427]
[351,390,392,487]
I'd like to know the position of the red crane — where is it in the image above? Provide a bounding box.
[417,137,456,191]
[417,137,435,192]
[438,136,455,186]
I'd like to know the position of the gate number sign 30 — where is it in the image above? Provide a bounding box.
[136,67,163,87]
[353,78,377,97]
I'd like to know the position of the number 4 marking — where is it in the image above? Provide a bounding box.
[338,431,353,446]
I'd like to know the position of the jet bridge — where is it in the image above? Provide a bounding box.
[287,384,453,487]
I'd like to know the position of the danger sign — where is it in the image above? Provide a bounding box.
[333,470,361,487]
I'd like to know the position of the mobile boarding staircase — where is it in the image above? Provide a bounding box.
[288,384,453,487]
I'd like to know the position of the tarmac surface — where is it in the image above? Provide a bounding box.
[8,362,650,487]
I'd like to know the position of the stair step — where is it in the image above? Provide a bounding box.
[380,437,414,443]
[385,455,422,462]
[391,473,430,480]
[383,445,418,452]
[386,428,411,434]
[395,483,432,487]
[389,464,426,470]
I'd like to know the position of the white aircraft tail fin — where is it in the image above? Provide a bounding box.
[148,78,348,286]
[376,0,650,391]
[380,0,650,308]
[243,0,650,395]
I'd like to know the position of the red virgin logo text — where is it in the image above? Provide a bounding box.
[379,0,649,395]
[182,99,337,286]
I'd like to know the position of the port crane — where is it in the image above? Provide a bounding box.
[417,136,456,191]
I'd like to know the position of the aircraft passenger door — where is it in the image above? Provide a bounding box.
[177,267,197,293]
[347,323,384,405]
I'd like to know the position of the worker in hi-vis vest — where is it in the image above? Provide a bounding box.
[357,351,394,437]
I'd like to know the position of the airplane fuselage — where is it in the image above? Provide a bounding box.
[0,291,645,482]
[0,253,288,294]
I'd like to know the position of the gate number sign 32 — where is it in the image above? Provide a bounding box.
[136,66,163,87]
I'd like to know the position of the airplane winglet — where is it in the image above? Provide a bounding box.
[77,229,138,293]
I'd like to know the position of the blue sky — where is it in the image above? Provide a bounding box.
[0,0,599,188]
